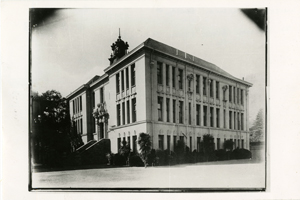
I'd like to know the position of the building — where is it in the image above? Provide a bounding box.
[66,35,252,154]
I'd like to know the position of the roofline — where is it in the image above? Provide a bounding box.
[90,73,109,88]
[66,84,88,100]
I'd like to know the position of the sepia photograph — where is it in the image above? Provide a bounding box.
[29,7,266,191]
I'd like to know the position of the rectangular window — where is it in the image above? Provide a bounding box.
[127,100,130,124]
[133,136,137,153]
[166,64,169,86]
[216,81,219,99]
[190,136,192,152]
[167,135,171,152]
[233,87,236,103]
[121,70,124,92]
[238,139,240,148]
[131,64,136,86]
[241,89,244,105]
[237,88,240,104]
[241,113,244,130]
[172,66,176,88]
[189,102,192,125]
[157,62,163,85]
[223,89,226,101]
[117,104,121,126]
[132,98,136,122]
[73,100,75,114]
[116,73,120,94]
[188,79,192,91]
[210,80,213,98]
[79,96,82,111]
[196,75,200,94]
[178,69,183,89]
[237,112,240,130]
[197,137,201,152]
[241,139,244,149]
[80,118,83,134]
[158,135,164,150]
[203,77,207,96]
[216,108,220,128]
[229,111,232,129]
[92,91,95,108]
[179,100,184,123]
[234,112,236,130]
[210,107,214,127]
[217,138,220,150]
[166,98,170,122]
[203,105,207,126]
[173,100,176,123]
[234,139,236,149]
[127,136,131,149]
[122,102,125,125]
[173,136,177,151]
[100,87,104,103]
[117,138,121,152]
[196,104,200,125]
[125,67,129,90]
[180,136,184,142]
[158,96,163,121]
[229,86,232,102]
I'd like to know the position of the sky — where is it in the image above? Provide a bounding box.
[31,8,266,123]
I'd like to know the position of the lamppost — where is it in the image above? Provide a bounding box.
[93,102,109,141]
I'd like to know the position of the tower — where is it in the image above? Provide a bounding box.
[108,29,129,65]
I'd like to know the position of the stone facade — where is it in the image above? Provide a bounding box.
[66,38,252,154]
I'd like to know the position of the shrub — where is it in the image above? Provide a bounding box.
[113,153,126,166]
[215,149,228,161]
[147,149,157,166]
[231,148,252,159]
[129,154,144,167]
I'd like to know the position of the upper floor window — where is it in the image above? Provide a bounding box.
[166,64,170,86]
[233,87,236,103]
[179,100,184,123]
[116,73,120,94]
[229,86,232,102]
[196,104,200,125]
[131,63,136,86]
[100,87,104,103]
[241,89,244,105]
[157,62,163,85]
[203,105,207,126]
[157,96,163,121]
[203,77,207,96]
[216,81,219,99]
[172,66,176,88]
[196,75,200,94]
[173,99,176,123]
[178,69,183,89]
[237,88,240,104]
[216,108,220,128]
[188,102,192,125]
[121,70,125,92]
[209,80,213,98]
[132,98,136,122]
[166,98,170,122]
[117,104,121,126]
[125,67,129,90]
[210,107,214,127]
[92,91,95,108]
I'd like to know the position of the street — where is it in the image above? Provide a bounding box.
[32,159,265,189]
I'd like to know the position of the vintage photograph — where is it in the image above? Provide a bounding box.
[29,8,266,191]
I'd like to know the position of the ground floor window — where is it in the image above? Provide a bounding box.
[117,138,121,152]
[167,135,170,152]
[158,135,164,150]
[197,137,201,152]
[133,135,137,153]
[217,138,220,150]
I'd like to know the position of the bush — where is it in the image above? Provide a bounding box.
[231,148,252,159]
[112,153,126,166]
[215,149,228,161]
[129,154,144,167]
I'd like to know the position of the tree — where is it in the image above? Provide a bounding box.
[119,140,131,166]
[223,140,234,151]
[202,134,215,161]
[137,133,152,167]
[250,109,264,142]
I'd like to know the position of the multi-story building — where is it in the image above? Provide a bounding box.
[66,35,252,154]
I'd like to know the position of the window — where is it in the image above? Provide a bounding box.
[238,139,240,148]
[217,138,220,150]
[203,77,207,96]
[241,89,244,105]
[178,69,183,89]
[166,98,170,122]
[125,67,129,90]
[203,105,207,126]
[173,100,176,123]
[158,96,163,121]
[241,139,244,149]
[172,66,176,88]
[127,136,131,149]
[196,104,200,125]
[188,79,192,91]
[132,98,136,122]
[92,91,95,108]
[234,112,236,130]
[127,100,130,124]
[131,64,136,86]
[158,135,164,150]
[223,89,226,101]
[241,113,244,130]
[216,81,219,99]
[100,87,104,103]
[234,139,236,149]
[79,96,82,111]
[196,75,200,94]
[122,102,125,125]
[179,101,184,123]
[116,73,120,93]
[233,87,236,103]
[117,138,121,152]
[167,135,171,152]
[133,135,137,153]
[189,102,192,125]
[216,108,220,128]
[210,80,213,98]
[166,64,170,86]
[237,112,240,130]
[229,86,232,102]
[197,137,201,152]
[173,136,177,151]
[73,100,75,114]
[117,104,121,126]
[80,118,83,134]
[229,111,232,129]
[190,136,192,151]
[210,107,214,127]
[237,88,240,104]
[121,71,124,92]
[224,109,226,128]
[157,62,163,85]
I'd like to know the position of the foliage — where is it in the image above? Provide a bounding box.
[202,134,215,161]
[118,140,131,165]
[112,153,126,166]
[137,133,152,167]
[231,148,252,159]
[128,154,144,167]
[215,149,229,161]
[223,140,234,151]
[174,140,185,164]
[250,109,264,142]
